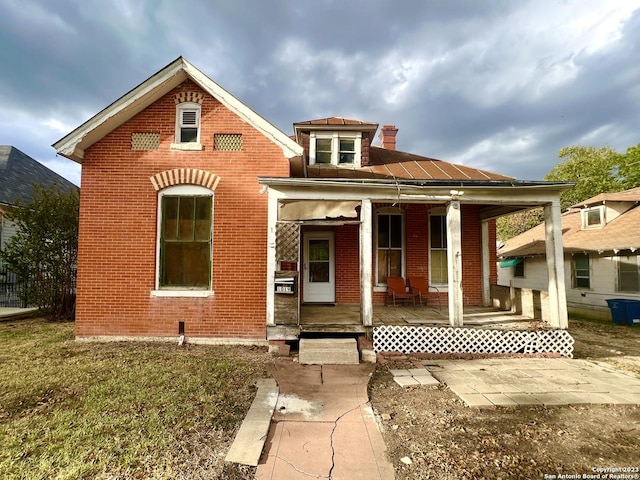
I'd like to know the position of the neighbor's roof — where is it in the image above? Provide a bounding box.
[294,117,379,129]
[500,188,640,257]
[306,146,515,181]
[0,146,77,207]
[570,186,640,208]
[53,57,303,163]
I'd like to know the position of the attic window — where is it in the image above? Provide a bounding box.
[171,102,203,151]
[309,132,361,167]
[581,206,604,229]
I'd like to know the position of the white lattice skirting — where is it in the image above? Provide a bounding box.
[373,326,575,358]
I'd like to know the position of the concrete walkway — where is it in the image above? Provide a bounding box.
[256,359,395,480]
[391,358,640,408]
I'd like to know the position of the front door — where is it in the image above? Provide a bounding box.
[303,232,335,303]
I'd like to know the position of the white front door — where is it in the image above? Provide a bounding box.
[303,232,335,303]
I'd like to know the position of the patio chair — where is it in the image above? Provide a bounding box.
[385,277,418,308]
[408,276,441,310]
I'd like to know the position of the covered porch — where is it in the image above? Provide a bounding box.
[260,177,572,341]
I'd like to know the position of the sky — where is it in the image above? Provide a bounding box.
[1,0,639,187]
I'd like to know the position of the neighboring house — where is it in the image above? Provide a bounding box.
[0,146,78,306]
[498,187,640,320]
[53,57,571,344]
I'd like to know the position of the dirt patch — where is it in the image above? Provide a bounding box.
[369,319,640,479]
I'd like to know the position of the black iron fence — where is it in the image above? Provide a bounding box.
[0,266,28,308]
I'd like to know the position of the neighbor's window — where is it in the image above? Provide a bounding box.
[430,214,448,285]
[572,253,590,289]
[617,255,640,292]
[159,187,212,289]
[310,132,361,166]
[514,259,525,278]
[581,206,604,229]
[172,102,202,150]
[376,209,403,284]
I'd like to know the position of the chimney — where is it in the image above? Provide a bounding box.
[379,125,398,150]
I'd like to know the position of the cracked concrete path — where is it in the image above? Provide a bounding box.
[255,359,395,480]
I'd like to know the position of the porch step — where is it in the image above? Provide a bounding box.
[298,338,360,365]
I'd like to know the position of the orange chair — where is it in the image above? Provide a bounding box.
[385,277,418,307]
[408,276,441,310]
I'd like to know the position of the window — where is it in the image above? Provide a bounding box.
[581,206,604,229]
[514,260,525,278]
[157,186,212,290]
[572,253,590,288]
[376,209,403,284]
[430,214,448,285]
[172,103,202,150]
[618,255,640,292]
[310,132,361,166]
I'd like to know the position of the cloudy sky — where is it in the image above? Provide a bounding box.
[1,0,639,186]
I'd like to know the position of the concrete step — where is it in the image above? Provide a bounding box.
[299,338,360,365]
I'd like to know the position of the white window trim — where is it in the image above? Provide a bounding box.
[309,131,362,167]
[374,207,405,286]
[429,208,448,290]
[170,102,203,151]
[571,253,590,289]
[581,205,604,229]
[151,184,214,297]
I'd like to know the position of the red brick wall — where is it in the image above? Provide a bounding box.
[76,80,290,339]
[369,204,495,306]
[335,224,360,303]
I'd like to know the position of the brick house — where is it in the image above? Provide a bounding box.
[54,57,571,344]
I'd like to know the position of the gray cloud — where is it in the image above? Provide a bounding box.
[0,0,639,186]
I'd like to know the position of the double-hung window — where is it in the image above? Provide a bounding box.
[572,253,590,289]
[618,255,640,292]
[376,209,403,284]
[172,102,202,150]
[430,214,448,285]
[310,132,361,166]
[157,186,213,292]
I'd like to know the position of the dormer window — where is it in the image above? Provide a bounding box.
[581,205,604,229]
[310,132,361,167]
[171,102,203,151]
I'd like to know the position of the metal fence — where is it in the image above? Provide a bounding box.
[0,266,28,308]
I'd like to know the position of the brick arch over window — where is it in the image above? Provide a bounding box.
[149,168,221,192]
[174,92,204,105]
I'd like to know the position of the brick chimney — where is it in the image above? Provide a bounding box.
[379,125,398,150]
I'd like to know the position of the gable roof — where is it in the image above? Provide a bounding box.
[307,146,514,181]
[0,146,78,207]
[53,57,303,163]
[500,187,640,257]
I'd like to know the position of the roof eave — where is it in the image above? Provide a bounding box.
[53,57,303,163]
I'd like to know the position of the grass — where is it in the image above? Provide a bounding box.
[0,318,271,479]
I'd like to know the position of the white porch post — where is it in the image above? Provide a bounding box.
[481,220,491,307]
[544,201,568,329]
[266,193,278,327]
[447,201,464,326]
[360,198,373,326]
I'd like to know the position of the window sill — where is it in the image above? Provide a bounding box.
[151,290,213,298]
[170,142,203,151]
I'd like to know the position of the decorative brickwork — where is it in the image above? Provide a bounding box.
[131,133,160,150]
[174,91,204,104]
[149,168,221,191]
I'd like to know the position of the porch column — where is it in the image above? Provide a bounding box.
[481,220,491,307]
[360,198,373,326]
[544,201,568,329]
[266,194,278,327]
[447,201,464,326]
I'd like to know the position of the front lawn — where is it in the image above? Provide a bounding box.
[0,318,271,479]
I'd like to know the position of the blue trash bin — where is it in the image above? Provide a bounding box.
[624,300,640,326]
[606,299,631,325]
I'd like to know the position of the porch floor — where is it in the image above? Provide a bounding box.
[299,304,544,331]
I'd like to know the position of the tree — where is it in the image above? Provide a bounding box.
[497,145,626,241]
[619,143,640,189]
[0,185,79,319]
[545,145,623,211]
